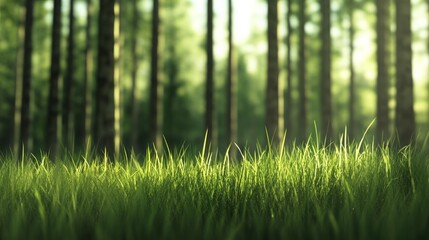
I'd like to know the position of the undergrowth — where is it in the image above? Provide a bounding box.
[0,140,428,239]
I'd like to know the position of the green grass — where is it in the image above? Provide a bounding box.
[1,142,429,239]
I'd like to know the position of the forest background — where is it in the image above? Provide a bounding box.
[0,0,426,156]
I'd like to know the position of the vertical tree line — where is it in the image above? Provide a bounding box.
[84,0,93,145]
[347,0,355,140]
[130,0,140,148]
[63,0,75,148]
[284,0,292,141]
[3,0,422,158]
[206,0,216,149]
[394,0,415,147]
[298,0,307,143]
[376,0,391,144]
[46,0,62,157]
[226,0,237,157]
[266,0,283,146]
[149,0,163,152]
[18,0,35,156]
[320,0,333,144]
[95,0,115,156]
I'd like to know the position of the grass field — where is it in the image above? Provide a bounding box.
[1,141,429,239]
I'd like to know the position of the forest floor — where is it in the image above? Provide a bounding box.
[0,143,429,239]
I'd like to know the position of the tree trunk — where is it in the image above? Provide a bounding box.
[114,0,121,155]
[427,0,429,132]
[226,0,237,158]
[298,0,307,143]
[14,6,25,157]
[348,0,355,140]
[63,0,75,148]
[205,0,216,149]
[285,0,293,143]
[320,0,333,143]
[130,0,139,148]
[376,0,390,143]
[84,0,93,146]
[95,0,115,157]
[46,0,62,157]
[19,0,35,156]
[266,0,282,146]
[395,0,415,146]
[150,0,163,152]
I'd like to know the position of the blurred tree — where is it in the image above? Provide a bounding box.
[376,0,391,143]
[114,0,121,155]
[149,0,163,152]
[226,0,237,157]
[83,0,93,145]
[347,0,355,140]
[266,0,283,146]
[95,0,116,157]
[63,0,75,148]
[284,0,293,142]
[298,0,307,143]
[46,0,62,157]
[320,0,333,143]
[206,0,216,149]
[13,4,24,156]
[394,0,415,146]
[130,0,140,148]
[18,0,35,155]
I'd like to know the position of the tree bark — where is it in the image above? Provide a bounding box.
[46,0,62,157]
[298,0,307,143]
[226,0,237,158]
[320,0,333,144]
[348,0,355,140]
[84,0,93,146]
[285,0,293,142]
[376,0,390,143]
[395,0,415,146]
[130,0,139,148]
[266,0,282,146]
[95,0,115,157]
[19,0,35,156]
[114,0,121,155]
[205,0,216,149]
[63,0,75,148]
[150,0,163,152]
[14,6,25,157]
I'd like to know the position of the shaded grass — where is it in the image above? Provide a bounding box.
[0,142,429,239]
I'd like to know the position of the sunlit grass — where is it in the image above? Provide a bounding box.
[1,140,429,239]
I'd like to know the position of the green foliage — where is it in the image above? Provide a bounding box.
[1,143,429,239]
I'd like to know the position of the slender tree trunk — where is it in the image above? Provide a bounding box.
[63,0,75,148]
[376,0,390,143]
[226,0,237,158]
[206,0,216,149]
[150,0,163,152]
[84,0,93,145]
[19,0,35,156]
[266,0,283,146]
[320,0,333,143]
[14,6,25,157]
[95,0,115,157]
[298,0,307,143]
[46,0,62,157]
[395,0,415,146]
[114,0,121,155]
[348,0,355,140]
[427,0,429,130]
[164,3,178,143]
[130,0,139,148]
[285,0,292,142]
